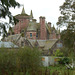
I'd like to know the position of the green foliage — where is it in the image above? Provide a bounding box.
[57,0,75,26]
[57,0,75,56]
[0,0,20,21]
[0,0,20,36]
[61,47,69,57]
[58,57,70,65]
[61,29,75,49]
[17,47,41,72]
[53,49,63,57]
[0,47,42,74]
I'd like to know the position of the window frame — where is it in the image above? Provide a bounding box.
[30,33,32,38]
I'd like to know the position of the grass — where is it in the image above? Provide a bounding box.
[43,65,75,75]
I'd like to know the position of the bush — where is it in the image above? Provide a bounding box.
[0,47,42,74]
[17,47,42,72]
[53,49,63,57]
[59,57,70,65]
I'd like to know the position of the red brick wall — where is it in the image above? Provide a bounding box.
[52,33,56,39]
[14,17,29,34]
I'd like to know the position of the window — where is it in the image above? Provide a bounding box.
[30,33,32,38]
[36,33,38,38]
[57,43,63,48]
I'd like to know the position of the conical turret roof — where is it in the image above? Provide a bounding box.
[30,10,33,19]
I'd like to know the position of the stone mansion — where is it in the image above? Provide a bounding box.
[8,7,60,40]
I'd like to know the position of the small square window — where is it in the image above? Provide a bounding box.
[57,43,63,48]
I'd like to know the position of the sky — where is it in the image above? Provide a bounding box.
[9,0,65,28]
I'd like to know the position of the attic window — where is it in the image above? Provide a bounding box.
[30,33,32,38]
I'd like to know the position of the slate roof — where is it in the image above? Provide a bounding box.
[4,34,57,50]
[28,39,58,50]
[7,34,21,42]
[0,41,18,48]
[15,7,29,17]
[27,21,37,31]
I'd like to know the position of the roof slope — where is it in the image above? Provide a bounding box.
[28,39,58,50]
[27,21,37,31]
[0,42,18,48]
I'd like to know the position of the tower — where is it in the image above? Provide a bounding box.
[14,7,30,34]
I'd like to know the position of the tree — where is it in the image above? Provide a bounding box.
[57,0,75,53]
[0,0,20,23]
[0,47,42,75]
[0,0,20,37]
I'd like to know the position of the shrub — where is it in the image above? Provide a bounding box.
[59,57,70,65]
[53,49,63,57]
[17,47,42,72]
[0,47,42,74]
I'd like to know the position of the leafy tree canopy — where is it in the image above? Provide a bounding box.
[0,0,20,23]
[57,0,75,52]
[0,0,20,37]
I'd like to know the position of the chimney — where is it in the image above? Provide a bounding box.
[40,16,47,40]
[39,16,42,25]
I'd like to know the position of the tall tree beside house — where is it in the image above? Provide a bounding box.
[57,0,75,55]
[0,0,20,37]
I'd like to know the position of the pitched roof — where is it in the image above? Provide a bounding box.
[0,41,18,48]
[7,34,21,42]
[28,39,58,50]
[27,21,37,31]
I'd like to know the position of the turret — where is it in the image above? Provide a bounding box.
[21,6,25,14]
[30,10,33,20]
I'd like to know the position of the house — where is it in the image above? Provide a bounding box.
[3,7,62,55]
